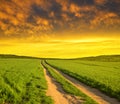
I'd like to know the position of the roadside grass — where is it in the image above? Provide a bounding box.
[42,60,97,104]
[46,59,120,101]
[0,58,53,104]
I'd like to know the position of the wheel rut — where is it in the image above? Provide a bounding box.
[44,68,83,104]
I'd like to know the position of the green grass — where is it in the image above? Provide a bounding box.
[42,61,97,104]
[0,58,53,104]
[77,55,120,62]
[46,59,120,101]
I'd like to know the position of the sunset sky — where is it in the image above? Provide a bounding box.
[0,0,120,58]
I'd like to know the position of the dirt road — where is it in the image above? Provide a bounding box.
[44,68,83,104]
[52,67,120,104]
[44,69,69,104]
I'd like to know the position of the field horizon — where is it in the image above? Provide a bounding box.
[0,54,120,60]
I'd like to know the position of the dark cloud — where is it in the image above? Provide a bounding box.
[49,1,62,19]
[32,4,49,19]
[104,1,120,15]
[97,0,120,15]
[27,15,36,24]
[70,0,95,6]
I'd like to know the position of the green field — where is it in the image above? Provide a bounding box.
[0,57,98,104]
[0,58,53,104]
[47,59,120,100]
[0,55,120,104]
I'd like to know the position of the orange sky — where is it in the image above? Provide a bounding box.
[0,0,120,58]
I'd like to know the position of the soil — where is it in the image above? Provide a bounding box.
[44,68,83,104]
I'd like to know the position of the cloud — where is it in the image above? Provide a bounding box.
[70,0,95,6]
[97,0,120,15]
[49,1,62,19]
[90,12,120,30]
[0,0,120,39]
[95,0,107,5]
[31,4,49,19]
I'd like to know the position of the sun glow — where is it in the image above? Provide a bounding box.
[0,37,120,58]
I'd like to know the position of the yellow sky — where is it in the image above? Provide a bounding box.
[0,36,120,58]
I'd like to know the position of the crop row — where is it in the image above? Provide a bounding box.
[0,58,53,104]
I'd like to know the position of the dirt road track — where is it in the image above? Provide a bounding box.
[44,69,69,104]
[53,68,120,104]
[44,68,83,104]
